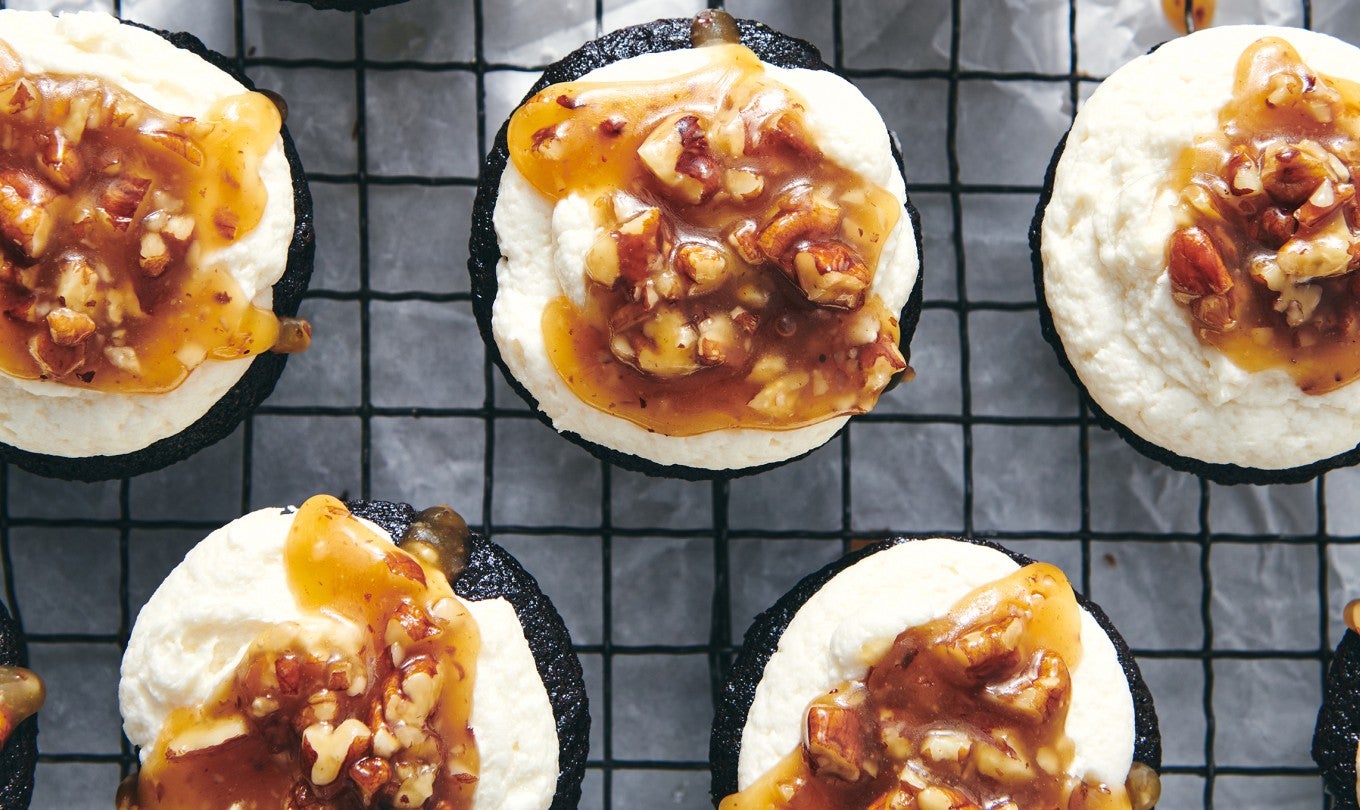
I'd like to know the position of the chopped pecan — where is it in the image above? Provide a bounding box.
[756,198,840,264]
[638,113,721,205]
[27,332,83,378]
[1168,226,1233,298]
[98,175,150,233]
[301,718,372,787]
[2,79,37,116]
[1296,180,1355,229]
[614,208,669,285]
[1225,149,1262,196]
[985,650,1070,722]
[39,129,82,191]
[791,242,871,309]
[674,242,728,292]
[940,616,1024,681]
[1190,293,1236,331]
[914,785,980,810]
[804,704,872,782]
[0,169,56,258]
[139,231,171,277]
[1251,205,1298,249]
[1261,142,1333,206]
[143,129,205,167]
[45,307,96,347]
[349,756,393,805]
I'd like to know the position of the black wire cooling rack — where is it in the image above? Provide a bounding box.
[1,0,1358,807]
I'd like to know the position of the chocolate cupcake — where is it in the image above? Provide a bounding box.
[1314,600,1360,809]
[0,601,39,810]
[471,11,923,479]
[118,495,587,810]
[0,11,314,481]
[713,537,1161,809]
[1034,26,1360,484]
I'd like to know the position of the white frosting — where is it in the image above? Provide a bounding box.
[492,47,919,470]
[1042,25,1360,470]
[738,539,1136,791]
[119,507,560,810]
[0,11,295,458]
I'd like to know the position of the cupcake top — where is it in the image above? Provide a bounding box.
[1041,25,1360,473]
[488,18,919,472]
[0,10,299,460]
[119,497,560,810]
[715,538,1160,810]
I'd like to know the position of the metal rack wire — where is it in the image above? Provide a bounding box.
[0,0,1354,807]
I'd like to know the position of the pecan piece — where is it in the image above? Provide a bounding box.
[941,616,1024,681]
[985,650,1070,722]
[675,242,728,293]
[638,113,721,205]
[756,198,840,264]
[46,307,96,347]
[301,718,372,787]
[139,232,171,278]
[349,756,393,805]
[0,169,56,259]
[27,332,84,378]
[1251,205,1298,249]
[1190,293,1236,331]
[1261,142,1331,206]
[39,129,82,191]
[1168,226,1233,298]
[804,704,873,782]
[98,175,151,233]
[143,129,205,167]
[792,242,871,309]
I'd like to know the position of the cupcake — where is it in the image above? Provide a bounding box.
[470,11,923,479]
[712,538,1161,809]
[117,495,587,810]
[1314,600,1360,808]
[0,11,314,481]
[0,601,40,810]
[1035,25,1360,484]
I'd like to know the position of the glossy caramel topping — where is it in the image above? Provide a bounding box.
[0,38,291,393]
[721,563,1157,810]
[1167,37,1360,395]
[508,42,907,435]
[126,496,481,810]
[0,666,43,748]
[1161,0,1215,35]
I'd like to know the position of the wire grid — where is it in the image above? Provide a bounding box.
[1,0,1359,807]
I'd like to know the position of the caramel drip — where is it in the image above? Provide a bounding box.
[1167,37,1360,395]
[0,38,286,393]
[508,43,906,436]
[128,496,481,810]
[721,564,1148,810]
[0,666,43,747]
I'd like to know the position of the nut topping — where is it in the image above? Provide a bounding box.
[805,704,873,782]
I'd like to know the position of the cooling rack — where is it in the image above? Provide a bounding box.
[1,0,1357,807]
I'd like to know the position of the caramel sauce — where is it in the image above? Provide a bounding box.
[0,666,43,748]
[1168,37,1360,394]
[508,43,906,435]
[1161,0,1215,35]
[721,564,1151,810]
[129,496,481,810]
[0,38,287,393]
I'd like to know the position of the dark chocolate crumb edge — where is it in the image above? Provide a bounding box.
[1314,631,1360,809]
[708,536,1161,806]
[469,17,925,481]
[0,601,35,810]
[0,21,315,483]
[1029,130,1360,486]
[345,500,589,810]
